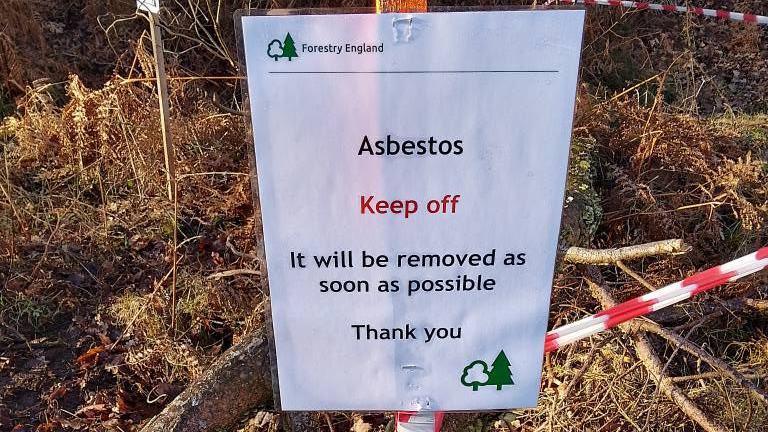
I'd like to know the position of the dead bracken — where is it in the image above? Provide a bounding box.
[1,1,767,431]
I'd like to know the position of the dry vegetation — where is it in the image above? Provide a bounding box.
[1,1,768,431]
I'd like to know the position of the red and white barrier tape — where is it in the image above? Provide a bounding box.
[395,412,444,432]
[557,0,768,25]
[546,246,768,352]
[397,247,766,429]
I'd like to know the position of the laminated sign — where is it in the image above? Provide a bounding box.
[241,9,585,411]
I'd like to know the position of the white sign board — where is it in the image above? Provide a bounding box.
[137,0,159,13]
[242,10,584,411]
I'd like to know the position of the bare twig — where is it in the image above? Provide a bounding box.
[171,180,178,335]
[28,214,61,283]
[584,271,728,432]
[561,337,612,398]
[0,322,28,346]
[212,93,245,117]
[110,259,181,351]
[671,297,747,333]
[118,76,245,84]
[226,235,259,261]
[206,269,261,280]
[670,371,767,383]
[564,239,690,265]
[0,182,25,231]
[606,72,664,103]
[616,260,657,291]
[177,172,249,180]
[323,413,335,432]
[5,337,65,351]
[632,319,768,405]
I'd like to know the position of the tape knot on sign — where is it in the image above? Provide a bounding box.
[396,412,444,432]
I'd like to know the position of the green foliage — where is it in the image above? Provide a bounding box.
[0,290,56,332]
[0,86,14,120]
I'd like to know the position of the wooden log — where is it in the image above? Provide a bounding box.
[564,239,690,265]
[139,331,273,431]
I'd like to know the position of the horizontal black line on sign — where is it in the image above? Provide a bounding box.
[268,70,560,74]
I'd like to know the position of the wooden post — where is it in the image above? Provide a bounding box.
[376,0,428,13]
[375,2,432,432]
[147,11,177,201]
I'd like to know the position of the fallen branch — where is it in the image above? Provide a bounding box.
[745,298,768,310]
[139,331,272,432]
[565,239,690,265]
[584,270,727,432]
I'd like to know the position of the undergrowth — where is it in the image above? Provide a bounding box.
[1,1,767,431]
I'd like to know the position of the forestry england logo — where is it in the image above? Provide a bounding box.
[461,350,515,391]
[267,32,298,62]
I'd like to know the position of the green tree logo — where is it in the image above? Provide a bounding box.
[281,33,298,61]
[267,39,283,61]
[486,350,515,390]
[460,360,489,391]
[460,350,514,392]
[267,32,299,61]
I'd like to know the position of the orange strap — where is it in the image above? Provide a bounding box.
[376,0,428,13]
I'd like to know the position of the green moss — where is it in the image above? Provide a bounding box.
[561,137,603,247]
[743,124,768,147]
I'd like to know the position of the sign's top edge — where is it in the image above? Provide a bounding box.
[235,6,585,19]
